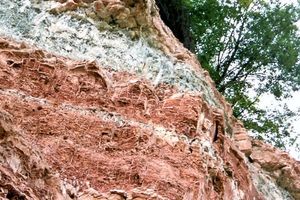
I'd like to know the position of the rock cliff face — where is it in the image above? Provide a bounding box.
[0,0,299,199]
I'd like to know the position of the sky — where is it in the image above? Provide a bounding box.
[259,92,300,160]
[258,0,300,160]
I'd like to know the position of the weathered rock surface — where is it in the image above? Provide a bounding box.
[0,0,299,199]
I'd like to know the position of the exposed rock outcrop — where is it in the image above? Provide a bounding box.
[0,0,299,199]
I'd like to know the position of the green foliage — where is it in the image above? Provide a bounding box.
[177,0,300,148]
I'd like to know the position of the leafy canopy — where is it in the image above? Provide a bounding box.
[156,0,300,149]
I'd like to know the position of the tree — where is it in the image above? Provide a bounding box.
[156,0,300,149]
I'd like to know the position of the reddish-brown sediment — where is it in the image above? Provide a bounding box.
[0,37,299,199]
[0,38,257,199]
